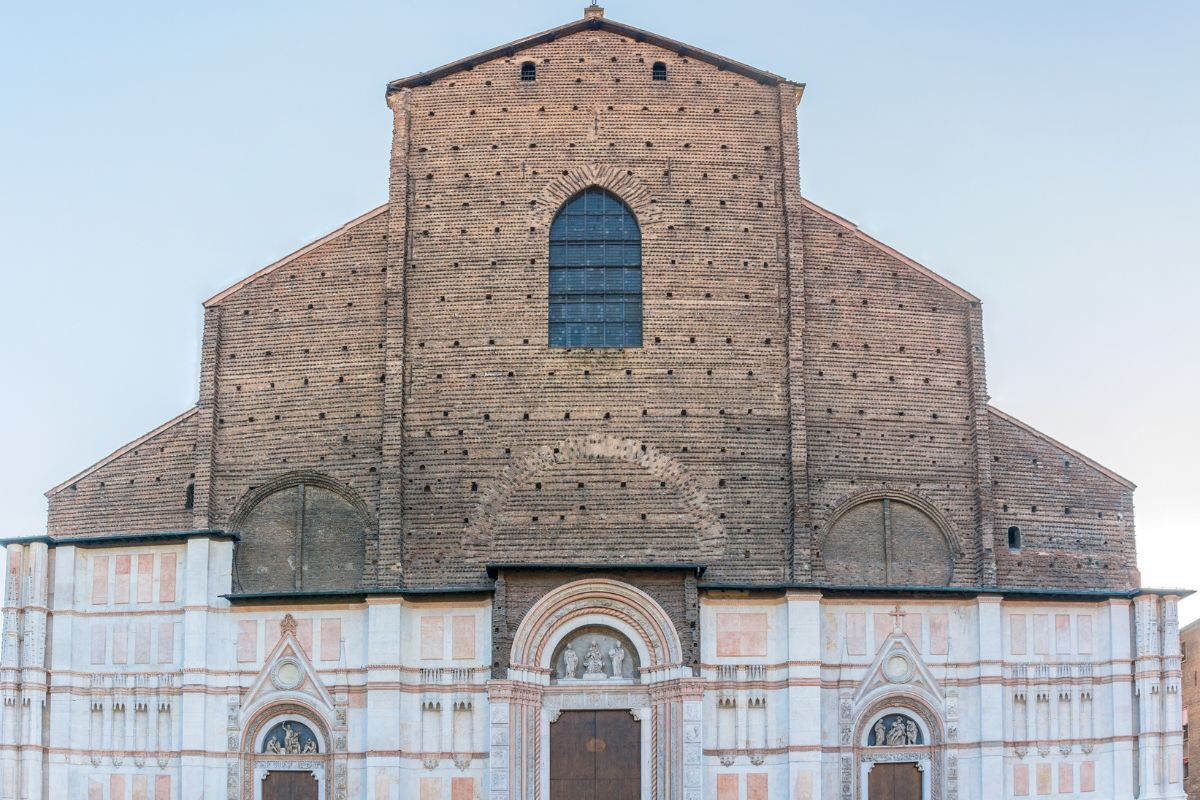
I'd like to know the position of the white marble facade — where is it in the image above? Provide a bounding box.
[0,534,1186,800]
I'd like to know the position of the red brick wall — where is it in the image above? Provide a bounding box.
[43,22,1139,595]
[47,411,196,537]
[989,409,1137,590]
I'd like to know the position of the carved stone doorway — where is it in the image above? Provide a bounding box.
[262,770,318,800]
[867,763,922,800]
[550,710,640,800]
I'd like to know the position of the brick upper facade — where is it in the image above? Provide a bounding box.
[43,12,1138,594]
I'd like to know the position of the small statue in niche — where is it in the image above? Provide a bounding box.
[582,640,607,679]
[905,719,919,745]
[873,719,886,745]
[302,738,317,754]
[562,647,579,679]
[608,641,626,678]
[886,719,907,746]
[266,737,284,754]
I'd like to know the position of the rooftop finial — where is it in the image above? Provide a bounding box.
[584,2,604,19]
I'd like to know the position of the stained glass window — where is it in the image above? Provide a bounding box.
[548,187,642,348]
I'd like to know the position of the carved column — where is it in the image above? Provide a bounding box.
[17,541,48,800]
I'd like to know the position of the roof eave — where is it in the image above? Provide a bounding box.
[386,16,792,96]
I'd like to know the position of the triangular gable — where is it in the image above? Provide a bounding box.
[853,614,944,708]
[240,614,336,724]
[386,12,800,96]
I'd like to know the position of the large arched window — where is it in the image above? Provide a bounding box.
[548,187,642,348]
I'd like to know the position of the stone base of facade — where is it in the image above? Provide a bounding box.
[0,537,1186,800]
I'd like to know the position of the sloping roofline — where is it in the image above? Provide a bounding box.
[204,205,388,307]
[800,197,980,303]
[45,407,199,497]
[988,405,1136,490]
[386,14,802,96]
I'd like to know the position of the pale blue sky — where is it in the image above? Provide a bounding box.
[1,1,1197,618]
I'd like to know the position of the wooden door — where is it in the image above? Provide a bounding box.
[550,710,640,800]
[867,762,922,800]
[263,769,319,800]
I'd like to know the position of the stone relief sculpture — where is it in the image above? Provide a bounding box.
[562,646,579,679]
[582,640,607,679]
[609,642,626,677]
[870,714,922,747]
[263,721,319,755]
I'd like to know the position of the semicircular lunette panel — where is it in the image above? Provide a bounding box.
[821,498,952,587]
[488,455,709,564]
[233,480,368,593]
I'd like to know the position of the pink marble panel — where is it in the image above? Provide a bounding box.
[1081,761,1095,792]
[421,616,445,660]
[89,779,103,800]
[134,621,151,664]
[296,618,313,657]
[902,611,922,650]
[1055,614,1071,654]
[114,555,131,604]
[716,774,738,800]
[111,774,126,800]
[91,555,108,605]
[873,613,892,650]
[716,612,768,657]
[375,771,391,800]
[1035,763,1051,795]
[265,619,281,654]
[157,622,175,664]
[1013,764,1029,796]
[237,620,258,663]
[113,623,128,665]
[793,771,813,800]
[1032,614,1048,655]
[929,613,948,655]
[320,618,342,662]
[158,553,177,603]
[747,772,767,800]
[845,613,866,656]
[90,625,106,665]
[1010,614,1027,655]
[133,774,149,800]
[451,777,474,800]
[137,554,154,603]
[420,777,441,800]
[1077,614,1093,654]
[155,776,171,800]
[1058,763,1073,793]
[452,616,475,660]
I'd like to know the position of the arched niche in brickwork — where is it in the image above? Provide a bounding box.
[230,471,371,594]
[529,165,661,233]
[819,489,959,588]
[508,578,684,683]
[464,434,725,564]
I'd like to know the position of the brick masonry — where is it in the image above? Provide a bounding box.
[44,15,1138,595]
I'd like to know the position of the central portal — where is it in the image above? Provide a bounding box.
[262,770,318,800]
[549,710,640,800]
[867,762,922,800]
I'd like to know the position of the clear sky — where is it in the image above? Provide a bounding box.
[1,0,1196,620]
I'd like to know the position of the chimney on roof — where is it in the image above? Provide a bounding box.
[584,2,604,19]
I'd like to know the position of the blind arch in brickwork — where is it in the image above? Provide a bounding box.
[231,471,371,593]
[819,488,960,588]
[465,434,725,565]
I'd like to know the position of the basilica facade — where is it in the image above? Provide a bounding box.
[0,7,1187,800]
